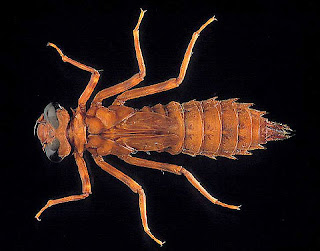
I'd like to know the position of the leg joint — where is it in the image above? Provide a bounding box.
[83,192,90,198]
[138,71,145,81]
[171,165,183,175]
[192,32,200,39]
[175,77,183,86]
[179,167,188,175]
[93,69,100,76]
[136,186,144,195]
[91,69,100,78]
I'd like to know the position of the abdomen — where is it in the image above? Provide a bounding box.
[148,97,290,159]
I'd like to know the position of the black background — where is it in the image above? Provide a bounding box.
[4,0,318,250]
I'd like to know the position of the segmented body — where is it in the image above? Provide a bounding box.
[84,98,288,160]
[35,10,291,246]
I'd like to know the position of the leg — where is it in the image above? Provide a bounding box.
[35,152,92,220]
[112,16,217,105]
[47,43,100,111]
[91,9,147,106]
[120,155,240,210]
[92,155,165,246]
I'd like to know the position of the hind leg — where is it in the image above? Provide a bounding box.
[119,155,240,210]
[112,16,217,105]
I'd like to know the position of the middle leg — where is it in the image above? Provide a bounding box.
[91,9,147,106]
[112,16,217,105]
[92,155,165,246]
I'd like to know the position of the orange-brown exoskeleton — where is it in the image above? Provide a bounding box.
[34,9,292,246]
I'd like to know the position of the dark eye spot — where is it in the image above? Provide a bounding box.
[43,102,60,129]
[44,138,62,162]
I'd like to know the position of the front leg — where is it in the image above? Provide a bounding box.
[47,43,100,111]
[35,152,92,220]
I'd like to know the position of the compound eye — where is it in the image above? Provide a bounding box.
[44,138,62,162]
[43,102,60,129]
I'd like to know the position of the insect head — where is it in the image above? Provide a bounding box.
[35,102,71,162]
